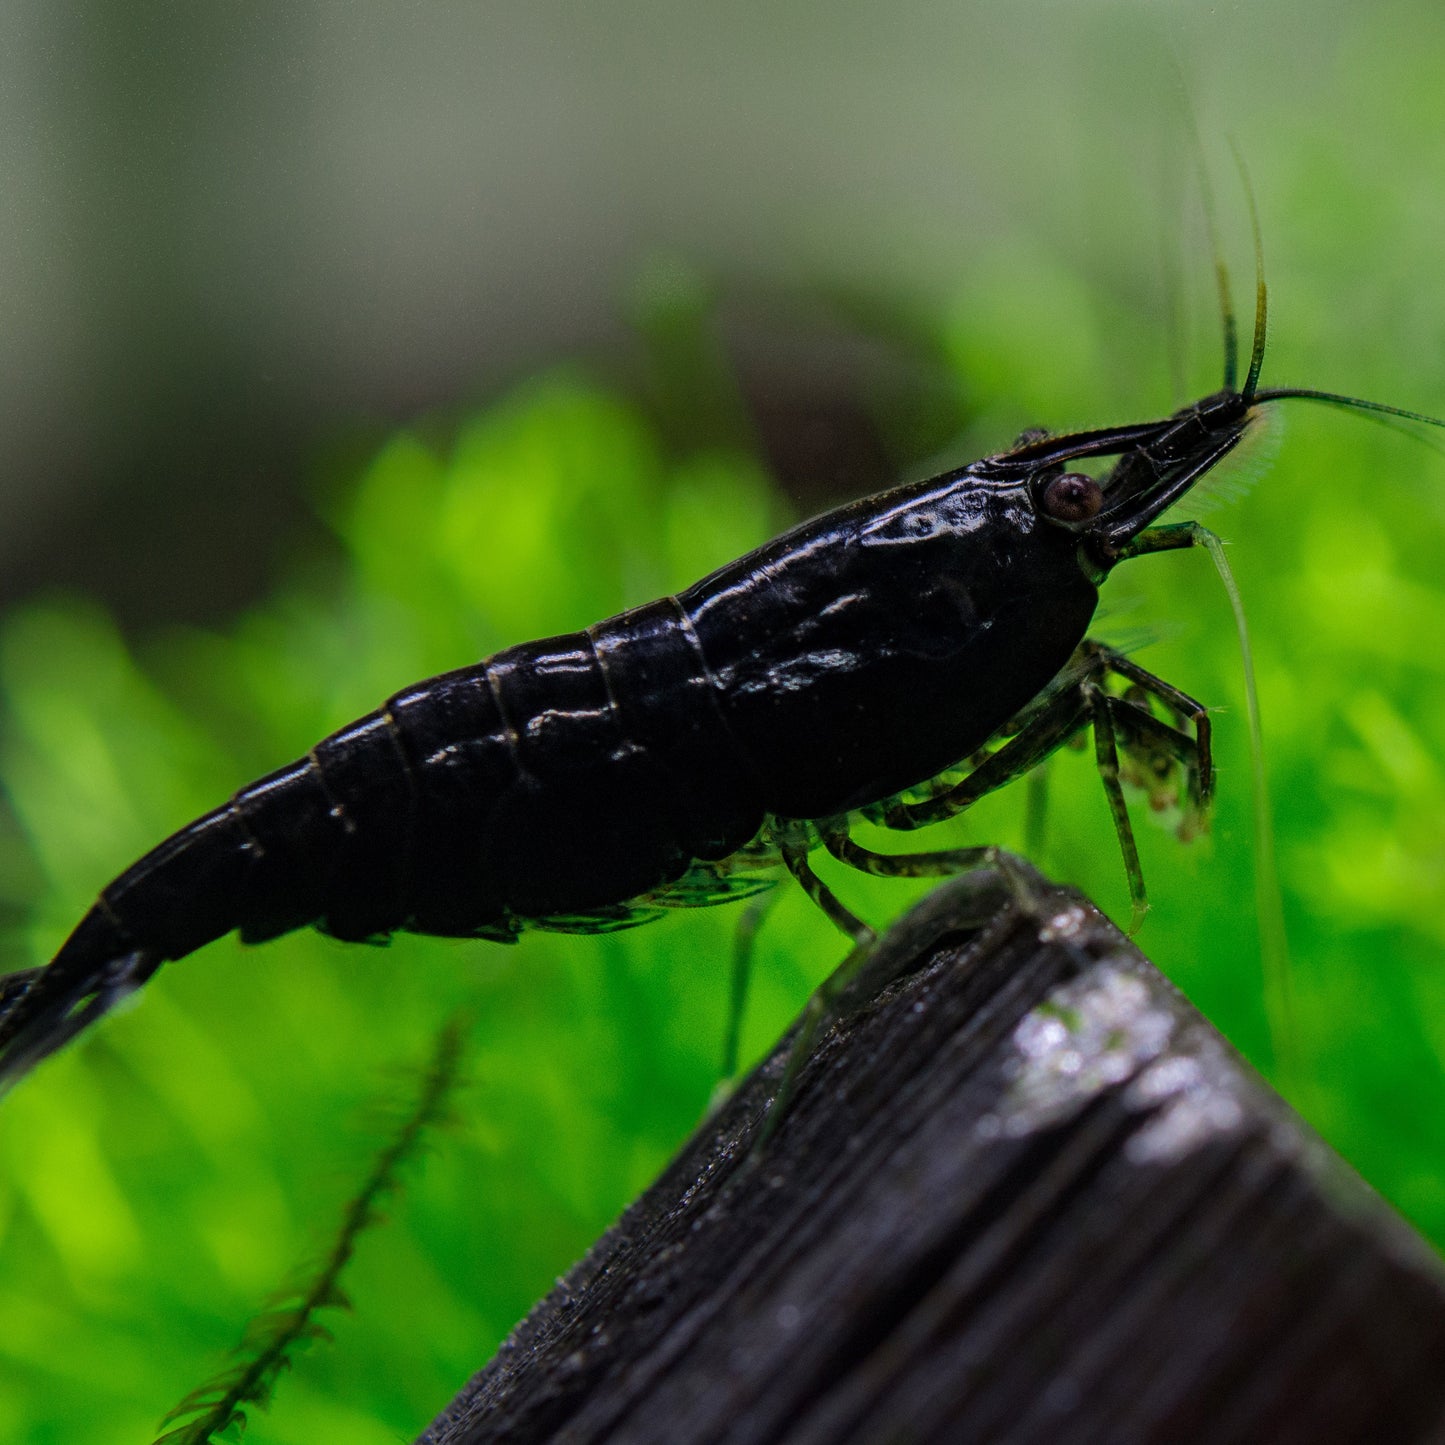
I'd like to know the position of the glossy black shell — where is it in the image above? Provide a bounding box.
[49,461,1098,979]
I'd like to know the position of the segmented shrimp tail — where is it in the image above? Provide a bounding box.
[0,910,161,1096]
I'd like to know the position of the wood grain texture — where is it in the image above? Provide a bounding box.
[419,870,1445,1445]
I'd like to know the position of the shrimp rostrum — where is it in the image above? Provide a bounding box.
[0,277,1438,1091]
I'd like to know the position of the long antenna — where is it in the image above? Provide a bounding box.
[1230,141,1269,402]
[1251,387,1445,430]
[1173,90,1242,395]
[1191,137,1238,393]
[1223,147,1445,435]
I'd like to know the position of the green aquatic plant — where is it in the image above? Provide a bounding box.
[153,1016,466,1445]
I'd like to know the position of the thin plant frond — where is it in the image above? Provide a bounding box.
[152,1015,468,1445]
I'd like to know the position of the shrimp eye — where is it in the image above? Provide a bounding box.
[1041,471,1103,524]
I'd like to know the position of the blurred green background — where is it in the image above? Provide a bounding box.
[3,2,1445,1442]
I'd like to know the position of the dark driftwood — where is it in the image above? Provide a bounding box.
[418,870,1445,1445]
